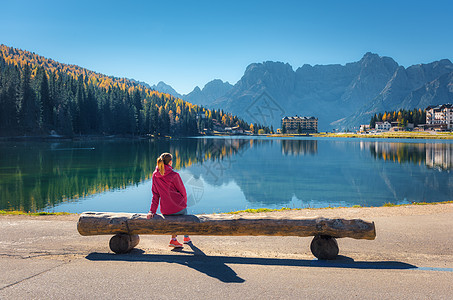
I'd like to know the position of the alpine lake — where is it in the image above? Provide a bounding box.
[1,136,452,214]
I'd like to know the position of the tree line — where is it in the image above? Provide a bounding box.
[0,45,261,136]
[369,108,426,129]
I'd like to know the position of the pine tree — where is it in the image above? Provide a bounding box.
[39,69,53,130]
[150,105,158,135]
[76,75,88,133]
[0,67,19,133]
[56,103,73,136]
[85,87,98,132]
[370,114,377,128]
[18,64,39,133]
[133,89,142,111]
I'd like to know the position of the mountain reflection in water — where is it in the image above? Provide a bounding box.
[0,137,451,213]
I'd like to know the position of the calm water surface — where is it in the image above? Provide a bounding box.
[0,137,452,214]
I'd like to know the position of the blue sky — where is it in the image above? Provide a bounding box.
[1,0,452,94]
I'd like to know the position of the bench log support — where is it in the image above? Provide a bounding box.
[109,233,140,254]
[310,235,339,259]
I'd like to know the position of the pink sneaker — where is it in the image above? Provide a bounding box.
[169,239,183,248]
[183,236,191,244]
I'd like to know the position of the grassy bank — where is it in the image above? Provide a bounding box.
[312,131,453,139]
[0,210,73,216]
[226,200,453,214]
[266,132,453,139]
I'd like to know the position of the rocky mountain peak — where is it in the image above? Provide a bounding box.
[183,79,233,106]
[239,61,295,94]
[358,52,398,74]
[151,81,182,98]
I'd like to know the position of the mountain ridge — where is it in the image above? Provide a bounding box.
[205,53,452,130]
[120,51,453,131]
[150,81,182,98]
[149,79,233,107]
[184,79,233,106]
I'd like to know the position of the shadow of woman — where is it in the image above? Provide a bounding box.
[170,242,245,283]
[86,245,420,283]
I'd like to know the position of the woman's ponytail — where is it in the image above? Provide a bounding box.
[157,153,172,175]
[157,157,165,175]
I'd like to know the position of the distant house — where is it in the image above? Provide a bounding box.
[360,124,370,132]
[281,116,318,133]
[225,126,244,134]
[426,104,453,130]
[375,121,391,131]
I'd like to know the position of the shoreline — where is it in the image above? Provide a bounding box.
[2,130,453,142]
[269,131,453,140]
[226,200,453,214]
[313,131,453,139]
[2,200,452,217]
[0,134,175,142]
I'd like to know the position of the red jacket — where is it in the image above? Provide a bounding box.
[150,164,187,215]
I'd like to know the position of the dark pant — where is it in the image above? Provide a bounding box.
[164,208,187,216]
[164,208,188,238]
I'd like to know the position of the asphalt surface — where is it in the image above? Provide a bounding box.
[1,205,452,299]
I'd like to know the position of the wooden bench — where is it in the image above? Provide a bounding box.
[77,212,376,260]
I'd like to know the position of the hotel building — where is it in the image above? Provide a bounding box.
[281,116,318,133]
[426,104,453,130]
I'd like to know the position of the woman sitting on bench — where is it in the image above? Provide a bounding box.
[147,152,191,247]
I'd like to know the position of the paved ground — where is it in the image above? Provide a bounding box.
[1,204,452,299]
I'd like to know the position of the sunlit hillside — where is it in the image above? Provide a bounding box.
[0,45,262,136]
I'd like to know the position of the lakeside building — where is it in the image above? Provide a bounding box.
[375,121,391,131]
[225,126,244,134]
[281,116,318,133]
[360,121,415,133]
[425,104,453,130]
[359,124,370,132]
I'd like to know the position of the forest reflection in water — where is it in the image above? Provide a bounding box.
[0,137,451,213]
[366,141,453,170]
[0,138,249,212]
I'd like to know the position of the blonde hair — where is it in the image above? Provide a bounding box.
[157,153,172,175]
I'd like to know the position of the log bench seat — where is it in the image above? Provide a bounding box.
[77,212,376,260]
